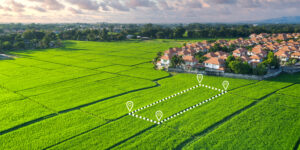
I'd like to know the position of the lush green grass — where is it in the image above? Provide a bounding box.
[184,94,300,150]
[29,76,156,112]
[50,116,153,150]
[17,72,117,97]
[96,64,135,73]
[276,84,300,98]
[0,87,24,104]
[135,86,220,121]
[230,80,292,99]
[119,67,170,80]
[113,94,255,149]
[0,40,299,149]
[0,110,106,149]
[0,99,53,132]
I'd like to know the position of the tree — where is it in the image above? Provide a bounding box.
[87,33,96,41]
[13,41,25,49]
[262,52,280,69]
[198,56,208,63]
[174,27,185,38]
[153,52,163,63]
[22,30,35,40]
[253,63,267,75]
[100,28,109,41]
[229,60,243,74]
[41,34,51,48]
[155,31,165,39]
[171,55,184,68]
[2,41,12,50]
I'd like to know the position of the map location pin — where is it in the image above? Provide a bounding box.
[222,81,229,91]
[126,101,134,112]
[197,74,203,84]
[155,110,163,121]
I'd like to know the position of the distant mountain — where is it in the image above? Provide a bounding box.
[256,16,300,24]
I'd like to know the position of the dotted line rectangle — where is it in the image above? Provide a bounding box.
[129,84,227,124]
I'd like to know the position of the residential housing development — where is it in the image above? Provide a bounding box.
[156,33,300,71]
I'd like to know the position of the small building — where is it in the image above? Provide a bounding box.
[183,55,198,67]
[291,52,300,59]
[275,50,290,62]
[204,57,225,70]
[160,55,171,68]
[233,48,248,57]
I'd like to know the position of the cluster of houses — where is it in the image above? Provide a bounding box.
[157,33,300,71]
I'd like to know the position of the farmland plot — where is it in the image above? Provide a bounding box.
[0,110,106,149]
[113,94,255,149]
[0,40,299,150]
[184,94,300,150]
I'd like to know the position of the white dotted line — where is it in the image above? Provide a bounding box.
[129,90,228,125]
[158,91,227,124]
[131,84,224,114]
[128,113,158,124]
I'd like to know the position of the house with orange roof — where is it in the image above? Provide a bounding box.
[291,52,300,59]
[204,57,225,70]
[233,48,247,57]
[275,50,290,62]
[183,55,198,67]
[204,52,217,58]
[241,56,251,64]
[249,46,268,57]
[250,54,263,63]
[160,55,171,67]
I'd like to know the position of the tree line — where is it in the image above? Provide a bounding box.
[1,23,300,52]
[127,23,300,39]
[58,28,127,41]
[0,30,61,51]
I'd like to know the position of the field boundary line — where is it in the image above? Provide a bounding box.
[16,72,105,92]
[129,83,227,124]
[105,124,157,150]
[43,114,128,150]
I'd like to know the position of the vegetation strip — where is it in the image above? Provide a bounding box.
[129,83,227,124]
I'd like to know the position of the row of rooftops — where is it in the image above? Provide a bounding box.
[157,33,300,69]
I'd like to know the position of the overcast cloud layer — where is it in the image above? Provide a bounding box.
[0,0,299,23]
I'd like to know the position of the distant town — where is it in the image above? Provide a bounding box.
[156,33,300,76]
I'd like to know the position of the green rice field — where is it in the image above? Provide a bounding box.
[0,40,299,149]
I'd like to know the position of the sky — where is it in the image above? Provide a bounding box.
[0,0,299,23]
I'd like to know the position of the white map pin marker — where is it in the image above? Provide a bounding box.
[126,101,134,112]
[155,110,163,121]
[222,81,229,90]
[197,74,203,84]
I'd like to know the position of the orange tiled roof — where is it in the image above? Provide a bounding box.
[204,57,225,65]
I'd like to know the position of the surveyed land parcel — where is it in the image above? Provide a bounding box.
[0,40,299,150]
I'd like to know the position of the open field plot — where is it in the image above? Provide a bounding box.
[0,110,106,150]
[184,94,300,150]
[82,74,255,120]
[0,99,54,132]
[230,80,293,99]
[49,116,154,150]
[29,75,156,112]
[0,87,24,104]
[118,67,170,80]
[112,94,255,150]
[276,84,300,98]
[17,72,117,97]
[0,40,299,149]
[131,83,225,124]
